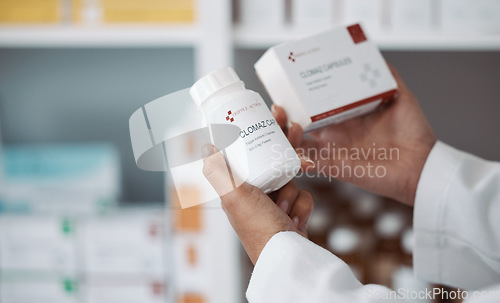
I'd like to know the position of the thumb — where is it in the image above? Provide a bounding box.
[201,144,240,197]
[201,144,274,217]
[202,144,296,264]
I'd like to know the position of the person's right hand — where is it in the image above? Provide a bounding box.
[272,66,436,206]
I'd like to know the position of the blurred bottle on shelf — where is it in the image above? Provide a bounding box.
[391,227,433,303]
[349,189,383,228]
[400,228,413,267]
[327,225,366,282]
[372,210,406,286]
[306,203,332,248]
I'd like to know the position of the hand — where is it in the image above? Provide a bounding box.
[272,66,436,206]
[202,145,314,265]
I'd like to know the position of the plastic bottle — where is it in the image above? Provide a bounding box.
[190,67,300,193]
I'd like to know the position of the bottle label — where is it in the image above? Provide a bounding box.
[208,93,298,190]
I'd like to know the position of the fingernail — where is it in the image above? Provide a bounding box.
[278,200,289,213]
[271,104,277,115]
[298,153,316,169]
[288,121,294,130]
[201,144,215,158]
[293,216,300,227]
[393,91,401,100]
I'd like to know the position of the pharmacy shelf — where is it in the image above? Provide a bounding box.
[233,24,500,51]
[0,25,200,47]
[3,24,500,51]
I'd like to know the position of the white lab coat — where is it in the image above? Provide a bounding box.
[246,142,500,302]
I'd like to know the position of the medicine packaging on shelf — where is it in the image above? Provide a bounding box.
[389,0,434,31]
[79,208,167,277]
[0,215,77,273]
[238,0,285,27]
[441,0,500,34]
[72,0,196,24]
[0,144,120,215]
[292,0,335,28]
[82,278,169,303]
[342,0,384,33]
[255,23,398,132]
[0,276,79,303]
[0,0,61,23]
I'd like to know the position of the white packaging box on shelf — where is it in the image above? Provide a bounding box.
[292,0,335,28]
[342,0,384,33]
[239,0,285,27]
[441,0,500,34]
[0,144,120,214]
[172,233,210,296]
[0,215,77,273]
[255,24,398,132]
[0,276,79,303]
[82,278,170,303]
[389,0,434,31]
[79,207,167,278]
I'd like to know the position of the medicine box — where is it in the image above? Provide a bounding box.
[0,144,120,215]
[389,0,434,31]
[342,0,383,32]
[0,215,77,273]
[255,23,398,132]
[0,275,79,303]
[441,0,500,34]
[292,0,335,28]
[79,208,167,278]
[239,0,285,27]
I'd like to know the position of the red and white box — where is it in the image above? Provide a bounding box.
[255,23,398,132]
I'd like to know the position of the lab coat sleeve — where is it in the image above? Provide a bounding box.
[246,231,398,303]
[414,141,500,290]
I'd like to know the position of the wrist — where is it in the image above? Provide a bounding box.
[403,138,437,206]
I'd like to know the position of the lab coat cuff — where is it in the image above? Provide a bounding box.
[413,141,466,283]
[246,231,306,302]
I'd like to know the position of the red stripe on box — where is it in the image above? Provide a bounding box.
[310,89,398,122]
[347,24,367,44]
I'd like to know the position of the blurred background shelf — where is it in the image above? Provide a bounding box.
[1,0,500,302]
[0,25,200,47]
[4,25,500,50]
[234,24,500,51]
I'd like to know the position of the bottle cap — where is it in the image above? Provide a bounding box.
[190,67,243,107]
[375,211,405,239]
[327,226,360,254]
[307,206,331,234]
[401,228,414,255]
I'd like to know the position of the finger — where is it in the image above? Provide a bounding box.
[387,64,410,94]
[296,138,322,172]
[202,144,238,197]
[289,190,314,235]
[287,121,303,148]
[275,181,300,215]
[297,152,316,172]
[271,104,288,133]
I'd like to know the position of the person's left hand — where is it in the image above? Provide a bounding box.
[202,144,314,265]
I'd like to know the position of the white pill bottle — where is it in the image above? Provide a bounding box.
[190,67,301,193]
